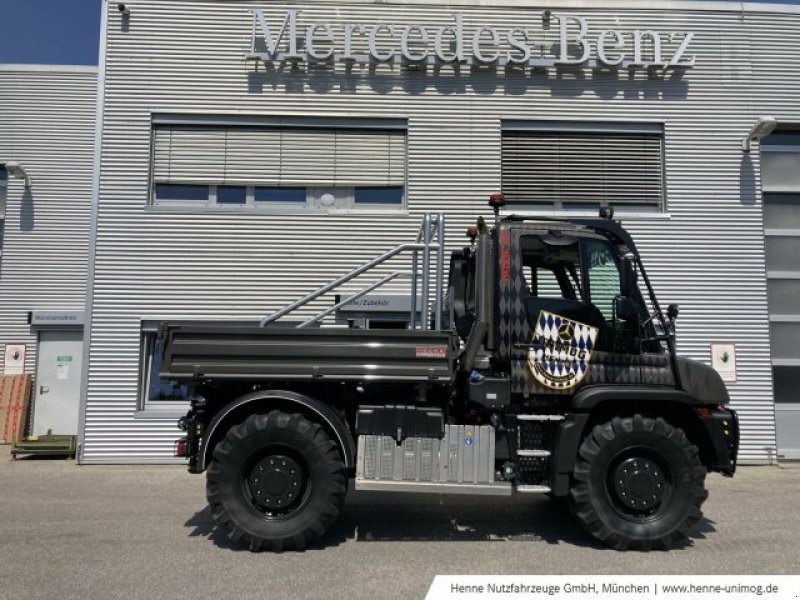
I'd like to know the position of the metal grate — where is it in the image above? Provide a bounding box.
[378,436,394,480]
[403,438,416,480]
[518,421,557,451]
[517,456,551,486]
[419,438,434,481]
[364,436,377,479]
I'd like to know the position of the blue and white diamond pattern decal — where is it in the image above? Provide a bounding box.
[527,310,599,390]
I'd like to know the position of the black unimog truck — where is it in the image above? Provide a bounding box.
[168,195,738,552]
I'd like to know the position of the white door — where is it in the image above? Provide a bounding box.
[33,330,83,436]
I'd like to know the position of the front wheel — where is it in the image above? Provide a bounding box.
[206,411,347,552]
[569,415,707,551]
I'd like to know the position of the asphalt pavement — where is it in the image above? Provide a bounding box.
[0,446,798,600]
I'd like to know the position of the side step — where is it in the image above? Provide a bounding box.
[517,449,551,457]
[355,479,512,496]
[516,484,552,493]
[515,416,560,490]
[516,414,565,421]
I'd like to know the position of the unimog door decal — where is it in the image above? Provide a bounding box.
[528,310,599,390]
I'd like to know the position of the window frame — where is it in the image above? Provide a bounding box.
[151,184,406,213]
[137,324,192,411]
[147,115,409,214]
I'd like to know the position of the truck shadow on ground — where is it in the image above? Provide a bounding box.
[185,489,716,552]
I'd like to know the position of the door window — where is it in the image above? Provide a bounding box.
[520,236,583,300]
[584,239,622,321]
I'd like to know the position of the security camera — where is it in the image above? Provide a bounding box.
[117,3,130,16]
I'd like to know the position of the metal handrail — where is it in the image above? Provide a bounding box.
[260,213,446,329]
[297,272,402,328]
[410,213,445,329]
[433,214,445,330]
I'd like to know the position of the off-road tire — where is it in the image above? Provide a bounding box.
[206,411,347,552]
[569,415,707,551]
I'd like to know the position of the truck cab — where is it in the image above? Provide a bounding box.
[452,213,670,399]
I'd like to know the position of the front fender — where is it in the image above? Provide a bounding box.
[571,385,704,410]
[550,386,737,496]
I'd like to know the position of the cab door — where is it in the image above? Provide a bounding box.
[501,230,643,397]
[518,235,609,394]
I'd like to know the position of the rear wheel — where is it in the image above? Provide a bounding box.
[206,411,347,552]
[569,415,707,550]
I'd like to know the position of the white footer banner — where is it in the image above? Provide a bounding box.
[426,575,800,600]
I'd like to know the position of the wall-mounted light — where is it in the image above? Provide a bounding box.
[742,116,777,153]
[117,3,130,16]
[542,9,552,29]
[4,161,31,188]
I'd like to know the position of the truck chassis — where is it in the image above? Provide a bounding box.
[169,198,738,551]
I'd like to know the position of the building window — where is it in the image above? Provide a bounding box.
[305,186,405,210]
[217,185,247,204]
[762,131,800,194]
[501,122,665,212]
[0,166,6,222]
[139,330,191,405]
[151,118,407,212]
[255,186,306,203]
[155,184,210,203]
[354,186,404,205]
[0,168,5,247]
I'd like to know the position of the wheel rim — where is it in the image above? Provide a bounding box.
[605,448,673,522]
[242,448,310,520]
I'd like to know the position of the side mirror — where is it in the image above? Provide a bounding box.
[620,257,638,298]
[614,296,639,321]
[667,303,680,321]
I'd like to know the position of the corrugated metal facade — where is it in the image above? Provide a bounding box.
[0,66,96,374]
[84,0,799,464]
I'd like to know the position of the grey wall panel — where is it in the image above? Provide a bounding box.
[764,197,800,230]
[769,323,800,360]
[84,0,796,464]
[0,67,97,374]
[766,236,800,272]
[767,280,800,316]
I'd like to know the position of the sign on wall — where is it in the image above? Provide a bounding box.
[29,310,85,327]
[247,9,696,72]
[337,294,422,313]
[710,342,737,384]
